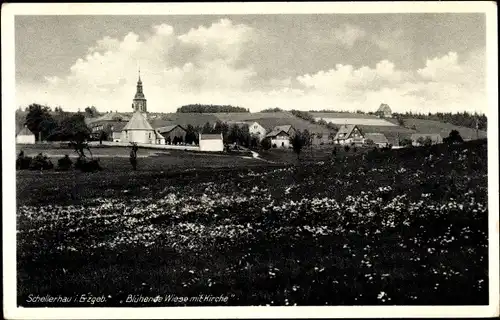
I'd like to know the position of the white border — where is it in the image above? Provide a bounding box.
[2,2,499,319]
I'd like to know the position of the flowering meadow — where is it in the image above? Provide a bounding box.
[16,140,488,306]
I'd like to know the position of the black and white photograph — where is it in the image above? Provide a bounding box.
[2,2,499,319]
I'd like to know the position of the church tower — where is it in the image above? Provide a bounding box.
[132,70,147,113]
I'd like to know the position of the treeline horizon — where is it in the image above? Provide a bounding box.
[17,103,487,131]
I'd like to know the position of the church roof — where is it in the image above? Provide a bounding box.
[122,111,154,131]
[377,103,391,113]
[17,126,34,136]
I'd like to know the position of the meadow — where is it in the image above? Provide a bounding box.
[16,140,489,306]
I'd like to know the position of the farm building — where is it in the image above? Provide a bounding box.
[199,133,224,152]
[411,133,443,146]
[157,125,187,144]
[273,125,296,137]
[223,120,268,141]
[376,103,392,118]
[364,133,390,148]
[248,121,267,141]
[110,122,127,142]
[16,126,36,144]
[266,129,291,148]
[121,111,165,144]
[333,125,364,145]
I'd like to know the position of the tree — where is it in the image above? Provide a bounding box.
[400,138,413,147]
[99,130,108,144]
[185,124,198,145]
[416,137,425,146]
[291,130,307,161]
[261,137,271,150]
[365,139,375,147]
[84,106,99,118]
[25,104,56,141]
[47,113,91,142]
[423,137,433,146]
[202,122,213,134]
[213,121,230,142]
[445,130,464,145]
[397,117,405,127]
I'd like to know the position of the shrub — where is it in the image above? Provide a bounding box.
[261,138,271,150]
[28,153,54,171]
[272,143,277,149]
[344,145,350,152]
[57,155,73,171]
[75,157,102,172]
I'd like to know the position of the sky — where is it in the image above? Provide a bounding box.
[15,14,487,114]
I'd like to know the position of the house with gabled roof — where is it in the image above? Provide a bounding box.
[333,124,364,145]
[364,133,389,148]
[121,111,164,144]
[272,125,296,137]
[265,129,291,148]
[157,124,187,145]
[16,126,36,144]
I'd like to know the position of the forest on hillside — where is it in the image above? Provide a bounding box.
[176,104,249,113]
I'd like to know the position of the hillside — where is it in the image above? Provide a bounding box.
[211,112,333,134]
[388,118,487,141]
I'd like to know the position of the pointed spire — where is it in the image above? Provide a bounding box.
[138,67,142,83]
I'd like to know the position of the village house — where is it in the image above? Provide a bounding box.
[121,111,165,144]
[16,126,36,144]
[272,125,296,137]
[411,133,443,146]
[333,124,365,145]
[110,123,127,142]
[199,133,224,152]
[376,103,392,118]
[247,121,267,141]
[265,129,291,148]
[157,124,187,144]
[364,133,390,148]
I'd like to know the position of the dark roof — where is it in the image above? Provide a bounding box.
[123,111,154,131]
[266,129,289,138]
[273,125,294,133]
[157,124,186,134]
[110,122,127,132]
[377,104,392,113]
[364,133,389,144]
[333,124,359,140]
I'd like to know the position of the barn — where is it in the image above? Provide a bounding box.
[364,133,389,148]
[157,125,187,145]
[16,126,36,144]
[266,129,290,148]
[199,133,224,152]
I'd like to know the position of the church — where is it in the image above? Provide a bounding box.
[120,72,165,145]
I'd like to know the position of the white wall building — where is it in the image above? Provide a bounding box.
[247,121,267,141]
[16,126,36,144]
[199,133,224,152]
[266,129,291,148]
[121,111,165,144]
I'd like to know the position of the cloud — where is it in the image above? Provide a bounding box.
[16,18,486,115]
[333,24,366,48]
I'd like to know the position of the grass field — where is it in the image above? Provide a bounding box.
[16,140,488,306]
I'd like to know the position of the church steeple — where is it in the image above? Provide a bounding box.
[132,69,147,113]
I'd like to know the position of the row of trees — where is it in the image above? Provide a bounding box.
[176,104,249,113]
[21,104,92,142]
[393,111,487,131]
